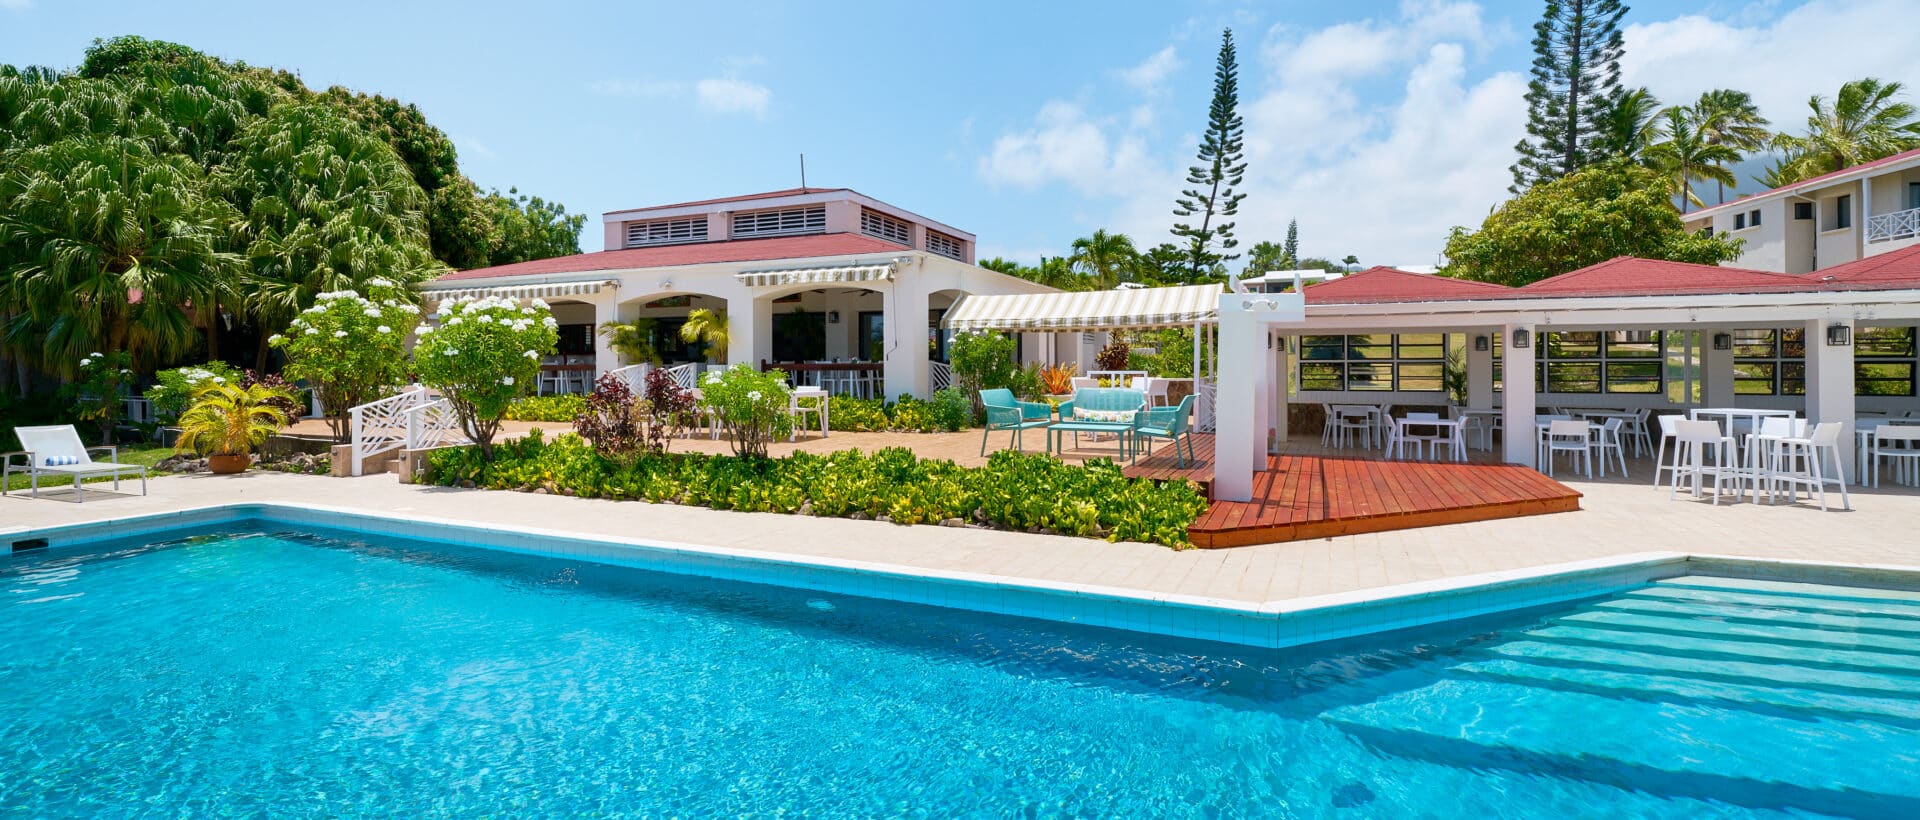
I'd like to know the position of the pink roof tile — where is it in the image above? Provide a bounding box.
[434,233,908,282]
[1301,266,1513,304]
[1805,243,1920,288]
[1517,256,1807,297]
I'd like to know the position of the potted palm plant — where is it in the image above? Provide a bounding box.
[679,308,730,364]
[174,382,295,474]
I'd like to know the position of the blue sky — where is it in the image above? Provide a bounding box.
[5,0,1918,269]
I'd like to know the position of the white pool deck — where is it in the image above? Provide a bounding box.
[8,466,1920,607]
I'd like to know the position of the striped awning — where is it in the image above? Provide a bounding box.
[735,263,895,289]
[419,279,617,302]
[943,284,1222,333]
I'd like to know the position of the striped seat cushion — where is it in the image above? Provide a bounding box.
[43,455,81,466]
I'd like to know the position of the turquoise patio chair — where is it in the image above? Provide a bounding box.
[1131,394,1197,466]
[980,388,1054,455]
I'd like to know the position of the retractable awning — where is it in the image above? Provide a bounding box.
[420,279,616,302]
[942,284,1222,333]
[735,263,896,289]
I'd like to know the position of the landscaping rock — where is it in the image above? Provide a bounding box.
[875,515,893,524]
[849,512,871,521]
[460,480,475,489]
[940,517,966,528]
[532,488,549,495]
[796,501,813,517]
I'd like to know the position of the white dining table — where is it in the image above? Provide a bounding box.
[1455,409,1502,451]
[1395,418,1467,461]
[1855,418,1920,485]
[1690,408,1795,460]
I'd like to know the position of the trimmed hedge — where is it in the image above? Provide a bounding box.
[826,390,972,433]
[422,431,1206,548]
[504,393,587,421]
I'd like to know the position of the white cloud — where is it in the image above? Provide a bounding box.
[0,0,30,10]
[588,78,685,98]
[1621,0,1920,135]
[455,136,498,162]
[695,78,771,117]
[976,101,1157,196]
[1119,46,1181,94]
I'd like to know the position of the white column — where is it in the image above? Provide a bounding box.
[1502,324,1538,468]
[1466,331,1494,409]
[1702,333,1735,408]
[726,294,765,371]
[883,283,931,399]
[1214,302,1265,502]
[1805,317,1856,478]
[1274,334,1293,447]
[590,293,619,381]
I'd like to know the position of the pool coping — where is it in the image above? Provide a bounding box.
[11,502,1920,650]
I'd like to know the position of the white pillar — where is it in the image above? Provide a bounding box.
[1466,330,1494,409]
[726,294,765,370]
[1502,324,1538,468]
[1274,334,1292,446]
[591,293,619,382]
[1215,303,1265,502]
[1805,317,1856,478]
[1702,334,1735,408]
[883,283,931,399]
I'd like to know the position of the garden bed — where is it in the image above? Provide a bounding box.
[420,432,1206,549]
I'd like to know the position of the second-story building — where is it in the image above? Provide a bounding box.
[1684,148,1920,274]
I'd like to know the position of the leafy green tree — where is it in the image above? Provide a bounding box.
[1281,219,1299,268]
[1510,0,1628,191]
[1068,229,1139,289]
[597,318,661,366]
[1692,89,1770,204]
[412,296,559,456]
[219,103,440,369]
[1297,257,1340,275]
[1172,29,1247,279]
[1135,243,1192,285]
[1242,240,1287,279]
[1341,254,1360,272]
[1644,106,1738,211]
[679,308,729,363]
[1445,160,1744,286]
[481,186,587,265]
[0,134,240,372]
[1768,78,1920,185]
[269,283,419,441]
[696,364,793,458]
[1592,86,1663,163]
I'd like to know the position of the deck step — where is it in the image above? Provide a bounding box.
[1480,640,1920,698]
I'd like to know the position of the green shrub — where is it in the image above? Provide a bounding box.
[700,364,792,458]
[823,393,976,433]
[146,362,243,421]
[928,387,973,431]
[412,295,560,454]
[423,433,1206,549]
[504,393,586,421]
[826,395,892,432]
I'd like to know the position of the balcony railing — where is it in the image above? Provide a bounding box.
[1867,207,1920,243]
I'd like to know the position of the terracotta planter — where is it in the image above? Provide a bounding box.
[207,454,252,474]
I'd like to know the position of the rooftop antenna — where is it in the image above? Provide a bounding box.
[799,153,807,189]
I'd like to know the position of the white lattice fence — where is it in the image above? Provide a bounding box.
[930,361,952,392]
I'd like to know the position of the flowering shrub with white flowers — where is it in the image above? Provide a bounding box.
[411,295,559,456]
[145,362,242,421]
[698,364,792,458]
[63,351,137,444]
[269,280,421,442]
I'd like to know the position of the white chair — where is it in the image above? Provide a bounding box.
[537,356,566,395]
[1070,377,1098,392]
[1623,408,1654,458]
[1140,377,1172,407]
[1385,417,1418,460]
[1772,422,1851,511]
[1330,405,1373,450]
[1651,414,1686,489]
[1670,419,1737,504]
[1320,403,1337,447]
[1541,419,1593,478]
[789,389,825,441]
[1591,418,1628,478]
[1403,412,1443,460]
[1873,425,1920,488]
[3,425,148,502]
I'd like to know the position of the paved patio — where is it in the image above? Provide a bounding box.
[9,430,1920,606]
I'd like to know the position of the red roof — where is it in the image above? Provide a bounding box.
[435,233,908,282]
[1517,256,1807,297]
[1301,266,1513,304]
[602,187,851,216]
[1805,243,1920,288]
[1690,147,1920,219]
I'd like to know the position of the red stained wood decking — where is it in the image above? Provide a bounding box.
[1123,435,1582,548]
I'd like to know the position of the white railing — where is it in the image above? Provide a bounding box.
[930,361,952,392]
[1196,377,1217,433]
[349,386,428,476]
[609,362,652,392]
[403,398,463,452]
[663,362,701,390]
[1867,207,1920,243]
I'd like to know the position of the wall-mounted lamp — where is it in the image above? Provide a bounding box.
[658,280,673,292]
[1474,335,1489,352]
[1712,332,1732,351]
[826,310,841,324]
[1511,328,1531,349]
[1827,323,1852,346]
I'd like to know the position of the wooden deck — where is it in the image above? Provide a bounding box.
[1124,434,1582,548]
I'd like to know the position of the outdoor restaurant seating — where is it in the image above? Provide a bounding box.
[1670,419,1739,504]
[979,389,1054,455]
[1051,387,1147,459]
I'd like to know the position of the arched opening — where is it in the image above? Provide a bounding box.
[755,284,889,397]
[612,290,732,367]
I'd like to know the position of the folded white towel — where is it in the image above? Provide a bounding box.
[43,455,80,466]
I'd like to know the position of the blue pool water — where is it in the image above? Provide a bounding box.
[4,527,1919,817]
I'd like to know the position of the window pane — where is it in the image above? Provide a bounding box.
[1396,333,1446,360]
[1348,334,1394,360]
[1731,329,1775,358]
[1733,361,1776,395]
[1781,363,1806,396]
[1347,363,1394,391]
[1546,362,1601,393]
[1299,363,1343,391]
[1857,327,1916,358]
[1604,330,1661,358]
[1857,363,1915,397]
[1546,331,1600,359]
[1604,362,1661,393]
[1299,336,1345,360]
[1781,328,1806,359]
[1397,363,1444,392]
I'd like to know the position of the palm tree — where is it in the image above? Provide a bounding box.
[1068,229,1139,289]
[598,318,660,365]
[1033,256,1080,290]
[1770,78,1920,184]
[1692,89,1770,204]
[1644,107,1739,211]
[679,308,729,363]
[172,380,292,460]
[1341,254,1359,272]
[1593,87,1664,164]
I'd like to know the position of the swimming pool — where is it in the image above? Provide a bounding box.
[3,526,1916,817]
